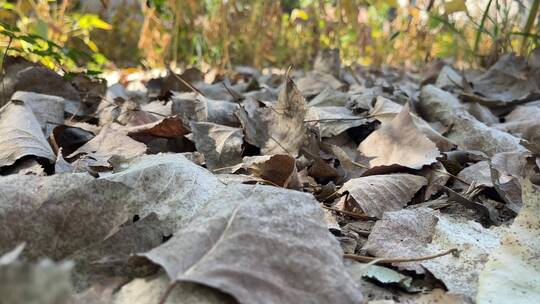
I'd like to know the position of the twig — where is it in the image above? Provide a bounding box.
[344,248,458,264]
[304,118,367,123]
[158,281,178,304]
[435,169,471,186]
[171,72,206,97]
[321,205,377,220]
[1,36,13,104]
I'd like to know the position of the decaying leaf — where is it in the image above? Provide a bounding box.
[368,97,455,151]
[0,174,132,259]
[68,124,147,167]
[139,183,363,304]
[419,85,525,156]
[456,161,493,189]
[112,273,235,304]
[359,105,440,170]
[238,75,310,157]
[11,91,65,137]
[189,122,243,171]
[339,173,427,218]
[240,154,299,188]
[306,106,368,138]
[0,100,56,167]
[469,54,540,105]
[0,256,74,304]
[477,180,540,303]
[363,208,500,298]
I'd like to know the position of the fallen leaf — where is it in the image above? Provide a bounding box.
[476,180,540,303]
[123,116,188,140]
[139,184,363,304]
[419,85,525,156]
[339,173,427,218]
[469,54,540,105]
[0,174,132,259]
[363,208,500,298]
[11,91,65,137]
[238,75,310,157]
[189,122,243,171]
[306,106,369,137]
[0,100,56,167]
[1,56,80,106]
[68,124,147,167]
[241,154,299,188]
[112,273,235,304]
[359,105,440,170]
[0,257,74,304]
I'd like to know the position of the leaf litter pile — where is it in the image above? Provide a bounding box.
[1,51,540,304]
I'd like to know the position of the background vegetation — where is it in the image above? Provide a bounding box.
[1,0,539,73]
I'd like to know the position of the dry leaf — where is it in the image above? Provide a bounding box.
[112,273,235,304]
[241,154,299,188]
[359,105,440,170]
[363,208,500,298]
[470,54,540,105]
[0,100,56,167]
[368,97,455,151]
[0,257,74,304]
[189,122,243,171]
[0,173,132,259]
[11,91,65,137]
[339,174,427,218]
[139,184,363,304]
[419,85,525,156]
[68,124,147,167]
[238,75,310,157]
[123,116,188,139]
[306,106,368,137]
[476,180,540,303]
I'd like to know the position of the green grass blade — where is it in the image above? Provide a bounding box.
[520,0,540,54]
[474,0,493,53]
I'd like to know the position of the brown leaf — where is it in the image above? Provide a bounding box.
[0,174,132,259]
[306,106,369,138]
[339,173,427,218]
[11,91,65,137]
[138,184,363,304]
[112,273,235,304]
[124,116,188,139]
[359,105,440,170]
[238,76,310,157]
[0,100,55,167]
[68,124,147,167]
[1,56,79,106]
[189,122,243,171]
[369,97,455,152]
[363,208,500,298]
[469,54,540,105]
[241,154,299,188]
[419,85,525,156]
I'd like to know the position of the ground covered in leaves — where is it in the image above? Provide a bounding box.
[1,51,540,304]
